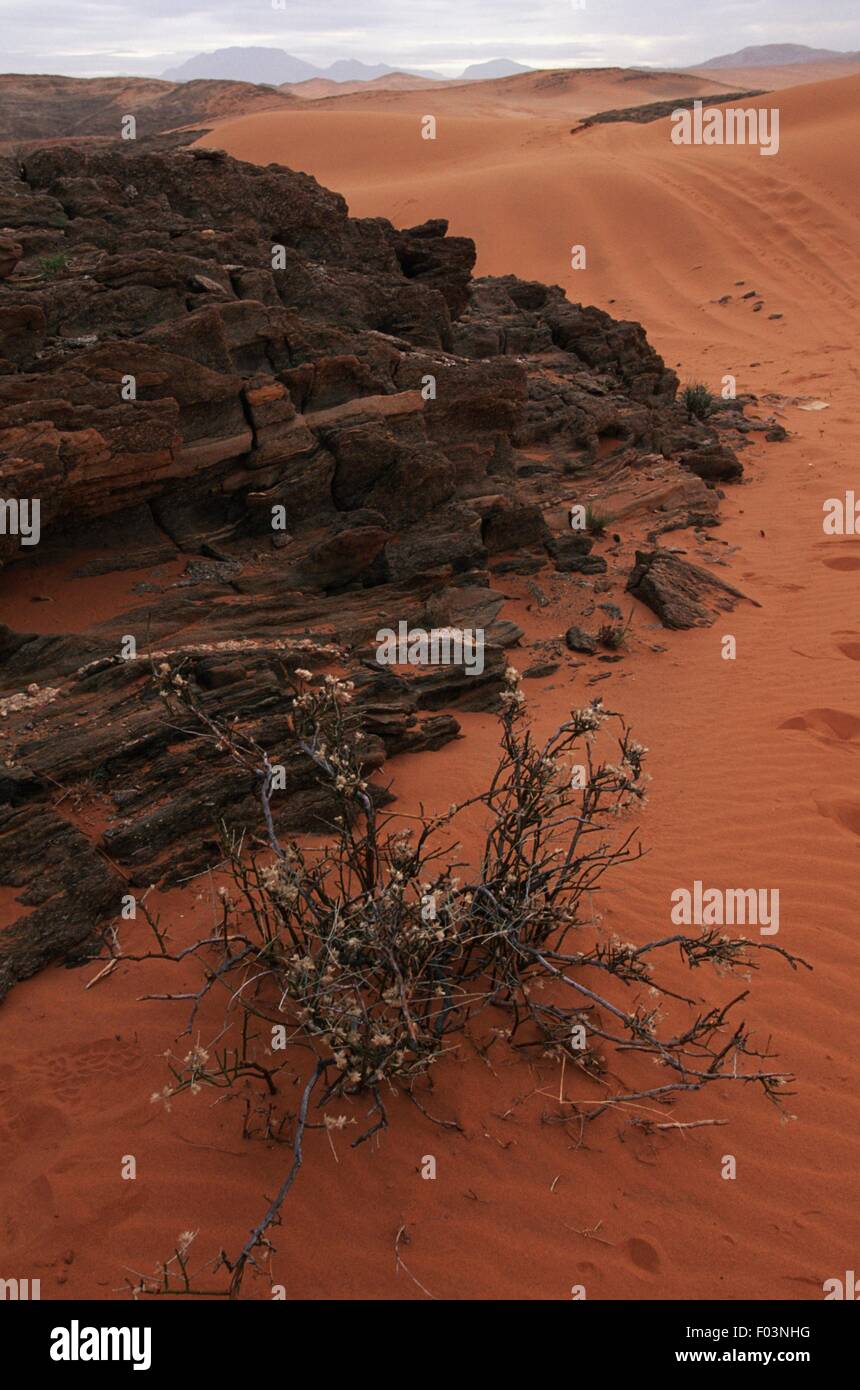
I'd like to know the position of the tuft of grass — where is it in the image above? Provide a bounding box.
[598,606,635,650]
[584,504,611,537]
[598,623,625,649]
[683,382,715,420]
[39,252,68,277]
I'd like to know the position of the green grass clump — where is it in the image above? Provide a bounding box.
[585,505,611,536]
[683,382,715,420]
[40,253,68,277]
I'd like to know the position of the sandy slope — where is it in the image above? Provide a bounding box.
[185,71,860,1293]
[686,59,860,90]
[197,74,860,376]
[1,72,859,1302]
[282,73,454,99]
[302,65,757,118]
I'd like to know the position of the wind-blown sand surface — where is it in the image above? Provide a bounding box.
[282,73,458,99]
[1,73,858,1301]
[300,65,755,118]
[686,60,860,91]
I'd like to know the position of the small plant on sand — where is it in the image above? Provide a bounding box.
[584,504,611,536]
[683,382,715,419]
[598,609,634,650]
[117,662,808,1298]
[598,624,624,649]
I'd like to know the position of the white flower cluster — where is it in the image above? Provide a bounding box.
[572,702,607,733]
[261,860,301,907]
[500,664,526,711]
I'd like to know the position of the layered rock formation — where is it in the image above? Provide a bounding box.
[0,141,750,997]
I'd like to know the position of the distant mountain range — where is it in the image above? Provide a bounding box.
[160,48,442,84]
[159,42,860,87]
[698,43,860,69]
[160,48,533,85]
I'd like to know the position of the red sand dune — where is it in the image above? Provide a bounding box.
[303,64,756,118]
[1,73,859,1301]
[686,59,860,90]
[282,72,454,99]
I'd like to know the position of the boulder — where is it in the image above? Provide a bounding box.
[627,549,753,628]
[565,626,598,654]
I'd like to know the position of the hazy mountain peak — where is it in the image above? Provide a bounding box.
[459,58,533,80]
[161,46,444,85]
[323,59,397,80]
[698,42,855,68]
[161,46,318,84]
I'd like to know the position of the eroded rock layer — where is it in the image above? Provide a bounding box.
[0,142,752,995]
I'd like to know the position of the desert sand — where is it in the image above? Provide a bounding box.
[282,64,769,120]
[686,59,860,90]
[1,71,858,1301]
[281,72,458,99]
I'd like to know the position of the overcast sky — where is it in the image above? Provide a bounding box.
[3,0,860,78]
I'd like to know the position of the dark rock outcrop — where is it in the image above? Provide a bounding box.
[0,141,748,995]
[577,90,766,129]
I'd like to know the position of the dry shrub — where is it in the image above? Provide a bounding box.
[121,663,807,1297]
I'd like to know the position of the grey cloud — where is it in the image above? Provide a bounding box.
[3,0,860,78]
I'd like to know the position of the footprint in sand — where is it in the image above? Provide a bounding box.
[822,556,860,571]
[626,1236,662,1275]
[815,539,860,572]
[780,708,860,742]
[816,799,860,840]
[0,1065,39,1157]
[26,1037,143,1109]
[0,1078,69,1159]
